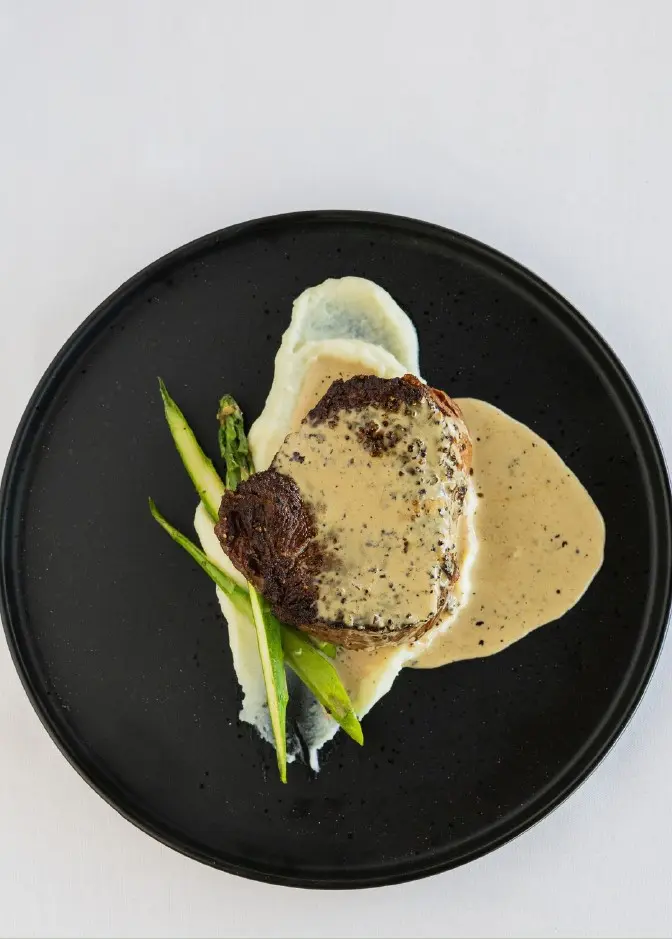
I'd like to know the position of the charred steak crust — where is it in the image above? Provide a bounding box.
[307,374,425,425]
[216,374,472,650]
[214,470,322,626]
[307,373,465,427]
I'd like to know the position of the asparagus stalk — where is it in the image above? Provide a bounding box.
[247,585,288,779]
[159,379,224,522]
[158,379,288,782]
[280,624,363,745]
[217,394,254,488]
[148,500,363,745]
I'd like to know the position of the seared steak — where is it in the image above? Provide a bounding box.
[216,374,471,649]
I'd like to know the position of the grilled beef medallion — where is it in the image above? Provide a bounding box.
[216,374,471,649]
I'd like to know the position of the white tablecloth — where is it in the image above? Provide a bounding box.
[1,2,671,936]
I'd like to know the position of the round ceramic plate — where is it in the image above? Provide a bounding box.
[1,211,670,888]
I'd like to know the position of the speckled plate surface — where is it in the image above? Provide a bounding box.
[1,211,670,887]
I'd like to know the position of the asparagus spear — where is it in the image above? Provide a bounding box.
[280,624,363,745]
[217,394,254,488]
[149,500,363,745]
[158,379,288,782]
[247,585,288,779]
[159,379,224,522]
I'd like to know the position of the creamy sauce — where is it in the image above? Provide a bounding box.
[413,398,605,667]
[285,358,604,668]
[274,394,467,631]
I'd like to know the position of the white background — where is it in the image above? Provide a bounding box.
[1,2,671,937]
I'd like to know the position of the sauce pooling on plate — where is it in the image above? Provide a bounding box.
[412,398,605,667]
[288,359,605,671]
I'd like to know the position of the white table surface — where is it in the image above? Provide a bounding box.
[2,2,671,937]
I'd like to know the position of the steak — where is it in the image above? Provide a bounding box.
[216,374,472,649]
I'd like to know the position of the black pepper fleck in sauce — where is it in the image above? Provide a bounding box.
[412,398,605,669]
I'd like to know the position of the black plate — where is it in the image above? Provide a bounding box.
[1,211,670,888]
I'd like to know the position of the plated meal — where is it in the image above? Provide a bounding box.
[3,211,667,884]
[151,276,605,780]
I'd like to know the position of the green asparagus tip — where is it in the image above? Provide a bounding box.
[217,392,254,487]
[346,715,364,746]
[217,394,242,424]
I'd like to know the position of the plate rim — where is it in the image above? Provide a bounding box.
[2,209,670,888]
